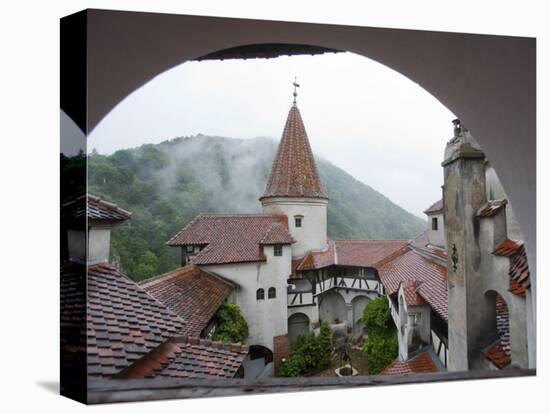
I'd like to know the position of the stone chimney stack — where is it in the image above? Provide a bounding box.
[442,120,487,371]
[62,194,131,264]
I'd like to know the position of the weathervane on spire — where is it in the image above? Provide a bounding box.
[292,77,300,105]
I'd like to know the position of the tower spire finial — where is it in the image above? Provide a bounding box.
[292,77,300,105]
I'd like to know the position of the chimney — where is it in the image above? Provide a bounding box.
[442,120,488,371]
[62,194,131,264]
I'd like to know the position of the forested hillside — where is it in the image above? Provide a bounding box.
[89,135,425,280]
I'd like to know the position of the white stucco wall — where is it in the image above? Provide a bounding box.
[261,197,328,258]
[426,212,446,248]
[396,286,432,361]
[68,227,111,263]
[202,244,291,351]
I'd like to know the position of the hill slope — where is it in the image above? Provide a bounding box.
[89,135,425,280]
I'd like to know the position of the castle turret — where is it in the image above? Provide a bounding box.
[260,83,328,258]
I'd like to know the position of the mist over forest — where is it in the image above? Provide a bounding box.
[88,135,426,280]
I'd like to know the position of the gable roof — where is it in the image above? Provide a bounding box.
[260,105,328,200]
[400,280,426,306]
[377,246,448,321]
[381,350,440,375]
[117,336,248,380]
[62,193,132,223]
[297,239,409,271]
[85,263,187,379]
[423,199,443,214]
[167,214,294,265]
[140,265,235,337]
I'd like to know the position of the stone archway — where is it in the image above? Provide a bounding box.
[288,312,310,343]
[319,290,346,325]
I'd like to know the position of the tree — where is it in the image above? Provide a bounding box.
[278,321,333,377]
[211,302,249,343]
[362,297,398,375]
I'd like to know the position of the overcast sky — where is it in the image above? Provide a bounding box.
[88,52,456,218]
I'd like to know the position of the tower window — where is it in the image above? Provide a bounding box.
[256,288,265,300]
[274,245,283,256]
[294,215,303,228]
[432,217,438,230]
[268,287,276,299]
[185,245,193,253]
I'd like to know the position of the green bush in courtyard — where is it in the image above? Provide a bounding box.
[362,297,398,375]
[278,321,333,377]
[211,302,249,344]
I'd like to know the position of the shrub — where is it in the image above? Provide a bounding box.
[278,321,333,377]
[211,302,249,343]
[361,297,398,374]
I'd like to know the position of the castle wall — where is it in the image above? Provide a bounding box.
[261,197,328,258]
[202,244,291,352]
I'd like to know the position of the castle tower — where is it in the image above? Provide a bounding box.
[260,82,329,258]
[442,119,488,371]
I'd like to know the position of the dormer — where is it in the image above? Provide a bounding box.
[423,199,446,249]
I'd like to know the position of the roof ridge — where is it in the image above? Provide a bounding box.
[139,264,198,287]
[175,336,249,353]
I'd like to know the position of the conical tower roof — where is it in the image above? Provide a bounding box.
[260,105,328,200]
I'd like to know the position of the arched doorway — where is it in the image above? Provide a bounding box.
[288,312,310,343]
[242,345,273,379]
[319,290,346,325]
[351,295,370,338]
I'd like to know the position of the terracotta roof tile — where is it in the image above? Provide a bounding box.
[167,214,293,265]
[260,105,328,200]
[85,263,187,379]
[296,239,408,271]
[378,247,448,320]
[118,336,248,380]
[140,266,235,337]
[477,199,507,217]
[483,341,511,369]
[493,239,530,296]
[401,280,425,306]
[423,199,443,214]
[62,194,132,223]
[381,351,439,375]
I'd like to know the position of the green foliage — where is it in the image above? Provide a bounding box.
[88,135,425,281]
[278,321,333,377]
[211,302,249,344]
[361,297,398,375]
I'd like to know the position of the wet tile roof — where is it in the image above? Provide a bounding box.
[493,239,530,296]
[140,265,235,337]
[167,214,294,265]
[377,247,448,321]
[401,280,425,306]
[296,239,408,271]
[86,263,187,379]
[260,105,328,200]
[118,336,248,380]
[381,351,440,375]
[477,199,507,217]
[410,231,447,260]
[62,194,132,222]
[423,199,443,214]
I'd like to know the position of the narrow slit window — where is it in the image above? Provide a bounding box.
[432,217,438,230]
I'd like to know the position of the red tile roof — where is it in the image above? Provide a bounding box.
[410,231,447,260]
[483,340,511,369]
[493,239,530,296]
[423,199,443,214]
[86,263,187,379]
[62,194,132,223]
[260,105,328,200]
[401,280,425,306]
[117,336,248,380]
[381,351,439,375]
[297,239,408,271]
[377,247,448,321]
[140,265,235,337]
[477,199,507,217]
[167,214,293,265]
